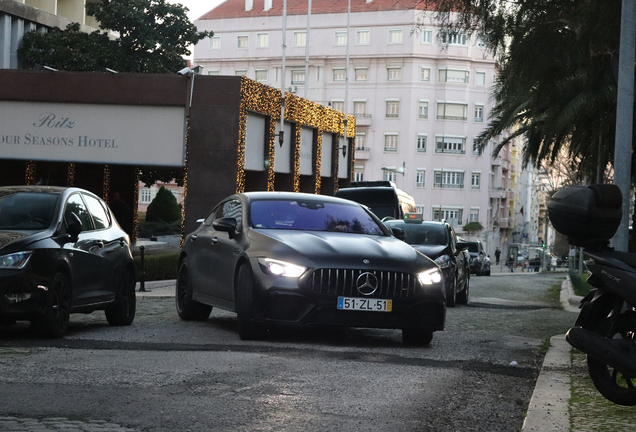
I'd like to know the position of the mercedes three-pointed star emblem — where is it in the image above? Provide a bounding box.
[356,272,379,296]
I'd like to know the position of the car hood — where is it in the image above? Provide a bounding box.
[410,244,447,259]
[0,230,49,252]
[248,229,436,271]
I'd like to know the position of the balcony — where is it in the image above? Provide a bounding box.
[354,113,372,126]
[489,187,506,199]
[497,218,509,228]
[507,190,515,199]
[354,147,370,160]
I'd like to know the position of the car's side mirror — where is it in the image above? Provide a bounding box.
[213,217,238,239]
[390,227,407,242]
[456,241,468,251]
[67,212,82,239]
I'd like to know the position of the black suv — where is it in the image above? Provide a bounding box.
[466,240,488,276]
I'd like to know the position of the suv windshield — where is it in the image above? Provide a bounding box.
[250,199,385,235]
[0,192,59,230]
[385,222,448,246]
[467,242,480,253]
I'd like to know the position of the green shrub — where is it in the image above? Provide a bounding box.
[138,219,182,238]
[146,186,182,223]
[569,270,593,297]
[134,252,179,281]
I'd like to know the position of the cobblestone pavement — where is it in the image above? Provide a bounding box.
[0,416,135,431]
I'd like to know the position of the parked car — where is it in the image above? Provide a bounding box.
[176,192,446,345]
[457,236,473,281]
[0,186,136,337]
[384,220,470,307]
[466,240,488,276]
[483,255,491,276]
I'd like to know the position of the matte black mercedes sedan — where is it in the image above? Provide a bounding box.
[0,186,136,337]
[177,192,445,345]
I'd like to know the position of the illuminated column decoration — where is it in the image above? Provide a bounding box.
[25,161,35,185]
[180,117,191,246]
[267,114,278,191]
[67,163,75,186]
[348,114,356,182]
[315,132,323,194]
[294,124,302,192]
[103,164,110,201]
[132,168,140,244]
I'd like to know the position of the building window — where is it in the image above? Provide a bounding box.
[209,36,221,49]
[475,71,486,86]
[420,67,430,81]
[384,170,397,182]
[355,133,366,150]
[355,68,368,81]
[354,170,364,182]
[418,101,428,119]
[353,101,367,116]
[437,102,468,120]
[436,136,466,154]
[387,67,401,81]
[333,68,346,81]
[416,169,426,187]
[438,69,469,83]
[470,209,479,222]
[440,32,469,46]
[388,28,403,44]
[384,134,398,152]
[255,69,268,82]
[474,105,484,122]
[434,171,464,188]
[421,29,432,44]
[140,188,152,204]
[294,31,307,46]
[356,29,370,45]
[237,35,248,48]
[235,70,247,76]
[207,70,220,76]
[433,208,463,225]
[291,69,305,85]
[335,30,347,46]
[416,205,425,215]
[417,134,427,153]
[386,100,400,118]
[472,139,483,156]
[331,100,345,113]
[257,33,269,48]
[471,173,481,189]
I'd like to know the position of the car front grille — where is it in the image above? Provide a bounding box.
[304,268,418,298]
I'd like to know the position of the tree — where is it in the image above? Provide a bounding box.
[19,0,212,73]
[145,186,182,222]
[463,221,484,234]
[418,0,627,181]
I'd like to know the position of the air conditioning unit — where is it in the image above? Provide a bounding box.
[288,86,297,93]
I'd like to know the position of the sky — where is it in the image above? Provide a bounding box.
[170,0,225,22]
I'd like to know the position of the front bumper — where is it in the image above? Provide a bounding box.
[0,270,49,320]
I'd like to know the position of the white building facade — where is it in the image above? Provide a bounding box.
[193,0,513,254]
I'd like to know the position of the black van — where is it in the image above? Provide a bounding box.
[335,181,417,220]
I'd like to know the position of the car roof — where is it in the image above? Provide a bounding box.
[384,220,447,227]
[0,185,70,194]
[242,191,358,205]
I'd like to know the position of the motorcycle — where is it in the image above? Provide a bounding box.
[548,183,636,406]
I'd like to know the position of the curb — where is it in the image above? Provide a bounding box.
[135,280,175,298]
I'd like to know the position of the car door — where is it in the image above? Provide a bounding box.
[189,198,243,304]
[61,193,106,305]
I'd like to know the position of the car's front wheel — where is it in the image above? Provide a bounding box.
[176,259,212,321]
[236,263,265,340]
[446,275,457,307]
[402,328,433,346]
[33,272,71,338]
[456,274,469,305]
[105,268,136,326]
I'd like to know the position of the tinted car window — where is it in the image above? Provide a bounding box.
[390,223,447,246]
[64,194,93,231]
[250,199,385,235]
[467,243,480,253]
[83,194,110,230]
[0,192,58,230]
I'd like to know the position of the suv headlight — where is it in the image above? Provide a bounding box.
[0,251,32,270]
[434,255,451,269]
[418,268,442,285]
[258,258,307,277]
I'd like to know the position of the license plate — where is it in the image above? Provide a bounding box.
[337,297,392,312]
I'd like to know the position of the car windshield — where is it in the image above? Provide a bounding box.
[467,243,479,253]
[387,223,448,246]
[250,199,385,235]
[0,192,59,230]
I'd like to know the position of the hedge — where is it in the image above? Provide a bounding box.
[134,252,179,281]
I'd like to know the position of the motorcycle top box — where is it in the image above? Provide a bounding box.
[548,184,622,246]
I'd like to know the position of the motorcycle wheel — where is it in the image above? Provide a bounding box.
[586,310,636,406]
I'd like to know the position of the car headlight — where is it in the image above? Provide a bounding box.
[418,268,442,285]
[0,251,32,270]
[258,258,307,277]
[434,254,451,269]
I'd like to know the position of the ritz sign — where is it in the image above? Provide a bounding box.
[0,101,186,166]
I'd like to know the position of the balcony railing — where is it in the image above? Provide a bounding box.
[435,148,466,154]
[433,183,464,188]
[437,115,467,121]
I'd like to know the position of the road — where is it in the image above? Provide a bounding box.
[0,273,574,431]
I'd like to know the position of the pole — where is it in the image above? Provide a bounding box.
[279,0,287,147]
[304,0,311,99]
[343,0,351,144]
[612,0,635,252]
[138,245,147,292]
